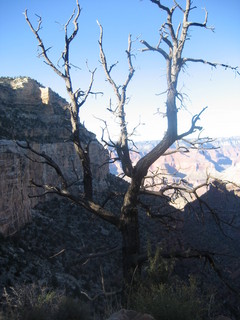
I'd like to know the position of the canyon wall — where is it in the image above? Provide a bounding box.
[0,77,109,236]
[111,138,240,186]
[110,138,240,209]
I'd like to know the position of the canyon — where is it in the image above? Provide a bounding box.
[0,77,239,318]
[0,77,108,236]
[110,138,240,201]
[1,76,239,236]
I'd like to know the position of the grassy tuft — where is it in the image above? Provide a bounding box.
[0,284,91,320]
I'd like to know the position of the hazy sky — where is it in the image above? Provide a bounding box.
[1,0,240,141]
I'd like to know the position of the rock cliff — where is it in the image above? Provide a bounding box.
[0,77,109,236]
[111,138,240,191]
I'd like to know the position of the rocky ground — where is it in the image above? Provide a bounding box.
[0,197,122,318]
[0,174,178,318]
[0,175,240,319]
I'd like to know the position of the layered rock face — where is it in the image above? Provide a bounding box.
[0,77,108,236]
[111,138,240,186]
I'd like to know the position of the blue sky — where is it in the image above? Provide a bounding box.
[0,0,240,141]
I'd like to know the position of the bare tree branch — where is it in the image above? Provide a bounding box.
[17,141,68,189]
[24,10,65,78]
[150,0,170,14]
[140,40,169,60]
[78,67,97,107]
[187,7,215,32]
[97,20,121,100]
[177,106,208,140]
[173,0,184,13]
[97,20,134,178]
[182,58,239,74]
[25,1,96,200]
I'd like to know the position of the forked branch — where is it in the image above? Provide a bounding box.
[17,141,120,227]
[25,1,97,200]
[17,141,68,189]
[177,106,208,140]
[97,20,135,177]
[24,10,64,79]
[140,40,169,60]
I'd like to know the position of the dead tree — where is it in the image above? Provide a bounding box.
[97,0,238,282]
[25,0,238,287]
[25,1,95,200]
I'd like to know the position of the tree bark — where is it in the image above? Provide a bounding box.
[71,114,93,200]
[120,175,142,283]
[121,209,140,284]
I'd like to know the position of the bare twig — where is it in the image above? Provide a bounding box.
[177,106,208,139]
[182,58,239,75]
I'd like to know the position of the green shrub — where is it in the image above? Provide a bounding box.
[1,284,59,320]
[130,277,207,320]
[144,245,175,285]
[1,284,92,320]
[127,246,209,320]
